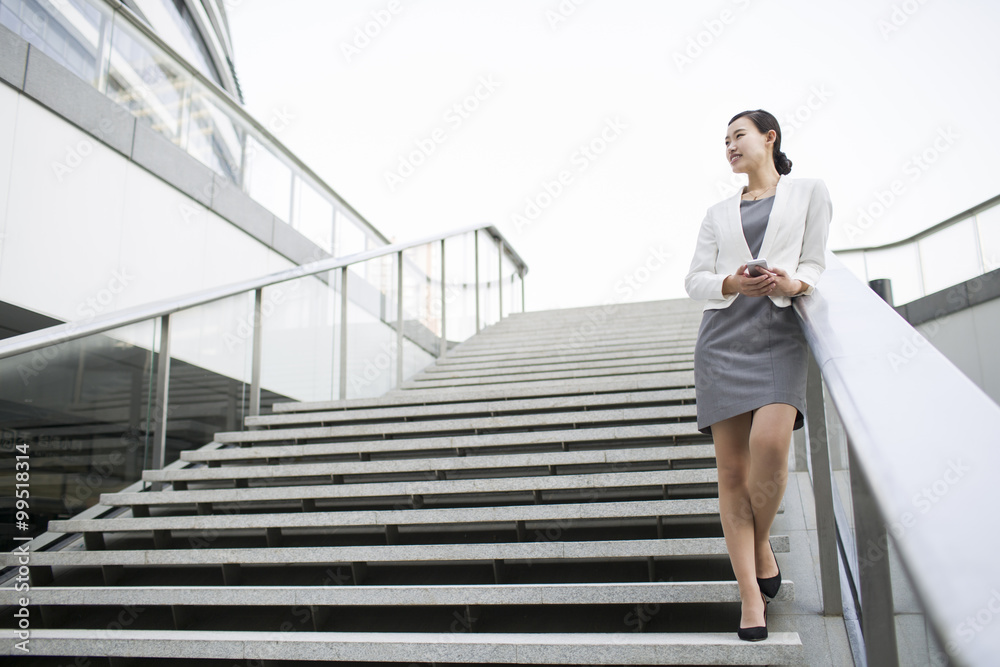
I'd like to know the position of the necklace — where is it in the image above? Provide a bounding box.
[743,176,780,200]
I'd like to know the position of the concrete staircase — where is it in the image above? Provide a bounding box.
[2,298,805,665]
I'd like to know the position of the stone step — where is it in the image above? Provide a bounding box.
[214,405,698,444]
[146,444,715,485]
[248,389,697,428]
[276,371,695,412]
[101,469,720,509]
[6,535,791,568]
[0,628,805,664]
[420,350,693,374]
[409,354,693,380]
[0,580,796,606]
[183,424,704,464]
[49,498,726,536]
[398,362,692,388]
[435,339,695,364]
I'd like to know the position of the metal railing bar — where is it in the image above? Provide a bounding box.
[0,223,527,361]
[832,192,1000,254]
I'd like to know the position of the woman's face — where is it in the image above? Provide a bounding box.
[725,119,775,174]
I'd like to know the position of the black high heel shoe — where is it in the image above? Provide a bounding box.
[757,541,781,600]
[737,592,768,642]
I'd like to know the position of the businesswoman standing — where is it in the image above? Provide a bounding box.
[684,109,832,641]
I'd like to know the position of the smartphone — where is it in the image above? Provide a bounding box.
[746,258,770,277]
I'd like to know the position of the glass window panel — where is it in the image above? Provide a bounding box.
[293,178,334,254]
[918,218,980,295]
[244,136,292,220]
[977,205,1000,273]
[863,244,923,305]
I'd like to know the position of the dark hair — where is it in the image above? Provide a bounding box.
[728,109,792,175]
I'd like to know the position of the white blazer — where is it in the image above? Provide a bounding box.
[684,176,833,311]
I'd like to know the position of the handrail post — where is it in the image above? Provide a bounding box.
[151,314,171,483]
[339,266,349,400]
[440,238,447,356]
[521,272,525,312]
[249,288,263,418]
[804,351,843,616]
[474,230,480,333]
[849,437,899,666]
[396,251,404,387]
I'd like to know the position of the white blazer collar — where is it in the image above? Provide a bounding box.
[728,175,790,261]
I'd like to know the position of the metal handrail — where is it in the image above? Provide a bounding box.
[0,222,526,361]
[794,251,1000,666]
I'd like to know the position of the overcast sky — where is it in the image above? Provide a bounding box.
[226,0,1000,313]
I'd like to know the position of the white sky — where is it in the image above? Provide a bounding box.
[227,0,1000,313]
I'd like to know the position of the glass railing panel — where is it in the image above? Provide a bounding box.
[0,0,111,88]
[835,250,868,285]
[443,231,478,342]
[165,292,255,460]
[186,82,243,182]
[346,255,398,399]
[259,273,338,404]
[917,217,981,295]
[477,232,500,329]
[401,243,437,342]
[107,11,189,145]
[337,210,369,276]
[863,244,924,305]
[500,247,518,317]
[976,205,1000,273]
[0,319,156,552]
[292,177,334,254]
[243,134,292,221]
[403,338,434,384]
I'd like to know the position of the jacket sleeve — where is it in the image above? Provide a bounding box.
[791,179,833,296]
[685,209,735,303]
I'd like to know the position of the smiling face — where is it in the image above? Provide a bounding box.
[725,119,776,174]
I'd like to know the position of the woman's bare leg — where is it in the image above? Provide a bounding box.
[711,411,766,629]
[747,403,797,580]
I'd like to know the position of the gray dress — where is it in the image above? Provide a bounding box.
[693,196,808,435]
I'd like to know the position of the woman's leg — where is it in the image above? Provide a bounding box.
[747,402,797,580]
[711,411,766,629]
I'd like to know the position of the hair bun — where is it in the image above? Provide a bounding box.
[775,150,793,175]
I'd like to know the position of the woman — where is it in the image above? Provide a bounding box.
[684,109,832,641]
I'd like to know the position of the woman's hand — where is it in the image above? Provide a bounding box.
[723,263,776,297]
[763,266,804,297]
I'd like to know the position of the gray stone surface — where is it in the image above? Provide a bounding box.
[3,535,791,567]
[276,372,696,411]
[130,121,216,207]
[253,388,697,425]
[22,45,135,156]
[215,404,698,443]
[104,468,719,507]
[188,424,702,464]
[50,498,723,534]
[0,580,796,606]
[154,444,715,483]
[0,23,27,89]
[184,423,703,463]
[209,172,275,246]
[1,629,804,664]
[398,361,693,389]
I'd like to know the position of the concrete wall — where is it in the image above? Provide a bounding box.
[894,268,1000,407]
